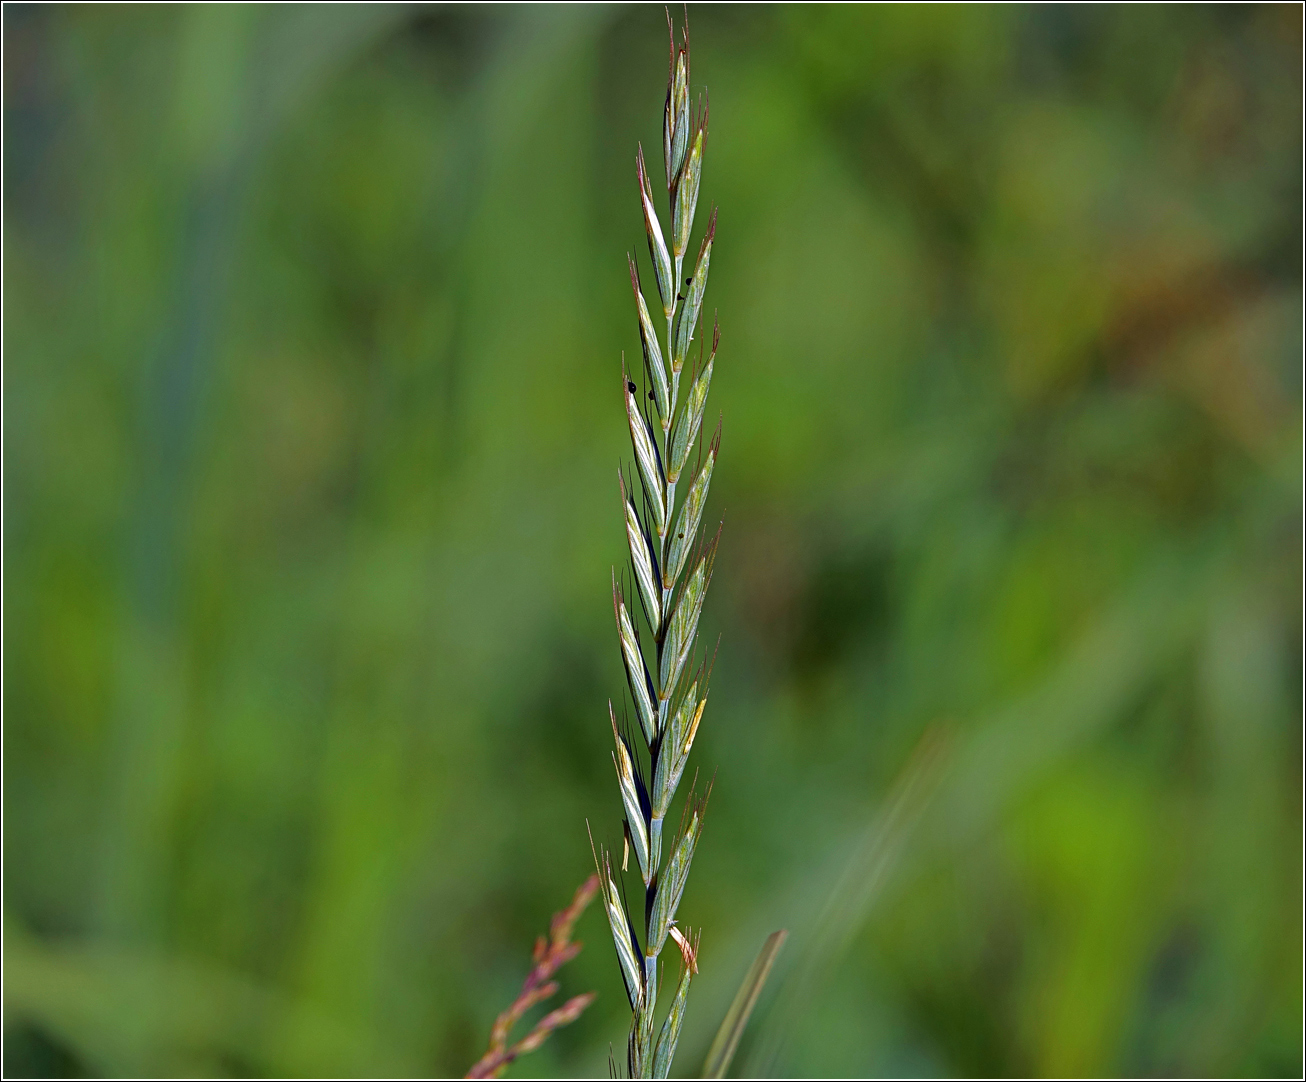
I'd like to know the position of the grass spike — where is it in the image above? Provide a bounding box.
[597,14,723,1077]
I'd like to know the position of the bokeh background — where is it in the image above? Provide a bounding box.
[3,3,1301,1078]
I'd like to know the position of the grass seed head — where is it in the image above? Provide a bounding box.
[602,12,722,1076]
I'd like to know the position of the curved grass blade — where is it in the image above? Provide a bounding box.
[701,930,788,1079]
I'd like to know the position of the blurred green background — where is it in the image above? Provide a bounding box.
[3,3,1301,1078]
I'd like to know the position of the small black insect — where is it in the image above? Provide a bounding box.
[627,380,637,393]
[686,276,693,285]
[677,532,684,538]
[649,390,656,401]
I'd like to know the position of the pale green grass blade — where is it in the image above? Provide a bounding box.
[701,930,788,1079]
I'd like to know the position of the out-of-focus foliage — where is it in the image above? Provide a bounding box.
[3,4,1300,1078]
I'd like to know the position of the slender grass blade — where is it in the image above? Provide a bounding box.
[701,930,788,1079]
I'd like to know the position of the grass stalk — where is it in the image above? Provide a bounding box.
[594,11,721,1079]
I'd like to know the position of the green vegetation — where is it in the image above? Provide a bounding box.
[597,17,719,1077]
[3,5,1300,1078]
